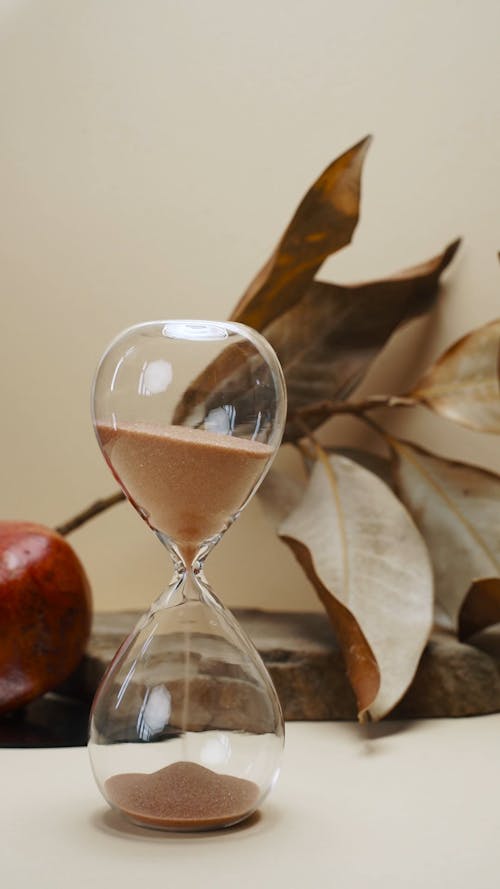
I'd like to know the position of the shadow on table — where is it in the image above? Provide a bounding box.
[0,693,90,748]
[90,803,282,843]
[359,719,422,741]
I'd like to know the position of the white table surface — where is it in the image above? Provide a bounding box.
[1,718,499,889]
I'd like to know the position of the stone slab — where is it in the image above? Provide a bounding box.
[65,609,500,720]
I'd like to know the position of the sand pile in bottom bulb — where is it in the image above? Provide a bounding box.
[105,761,260,830]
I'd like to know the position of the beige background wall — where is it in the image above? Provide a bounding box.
[1,0,500,613]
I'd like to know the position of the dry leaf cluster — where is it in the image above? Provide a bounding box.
[225,137,500,721]
[75,136,500,723]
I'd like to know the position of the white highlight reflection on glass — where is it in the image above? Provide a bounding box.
[200,732,232,768]
[204,405,235,435]
[137,685,172,740]
[138,359,173,396]
[162,321,228,341]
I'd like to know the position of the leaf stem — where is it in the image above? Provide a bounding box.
[295,393,418,424]
[54,491,125,537]
[295,436,317,471]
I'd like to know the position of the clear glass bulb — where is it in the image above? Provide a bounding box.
[88,319,287,831]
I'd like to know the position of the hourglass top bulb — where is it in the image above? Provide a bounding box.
[92,319,286,566]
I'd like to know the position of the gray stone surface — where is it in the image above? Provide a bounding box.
[71,609,500,720]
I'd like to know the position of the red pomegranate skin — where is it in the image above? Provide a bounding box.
[0,521,92,713]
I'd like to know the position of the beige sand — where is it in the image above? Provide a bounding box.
[97,422,272,562]
[105,760,260,830]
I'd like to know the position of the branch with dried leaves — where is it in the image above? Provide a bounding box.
[66,137,500,722]
[55,492,125,537]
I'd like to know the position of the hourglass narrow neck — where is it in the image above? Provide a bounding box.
[152,535,209,605]
[156,530,221,576]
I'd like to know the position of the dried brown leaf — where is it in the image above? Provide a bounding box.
[173,140,459,435]
[279,452,433,720]
[411,319,500,432]
[230,137,372,331]
[174,241,459,435]
[284,535,381,719]
[459,578,500,641]
[391,439,500,629]
[331,447,394,490]
[267,240,460,440]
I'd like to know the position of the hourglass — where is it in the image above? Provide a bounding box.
[88,320,287,831]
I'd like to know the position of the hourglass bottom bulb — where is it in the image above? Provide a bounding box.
[105,760,260,830]
[88,584,284,831]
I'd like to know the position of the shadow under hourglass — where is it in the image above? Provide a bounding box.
[89,801,284,843]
